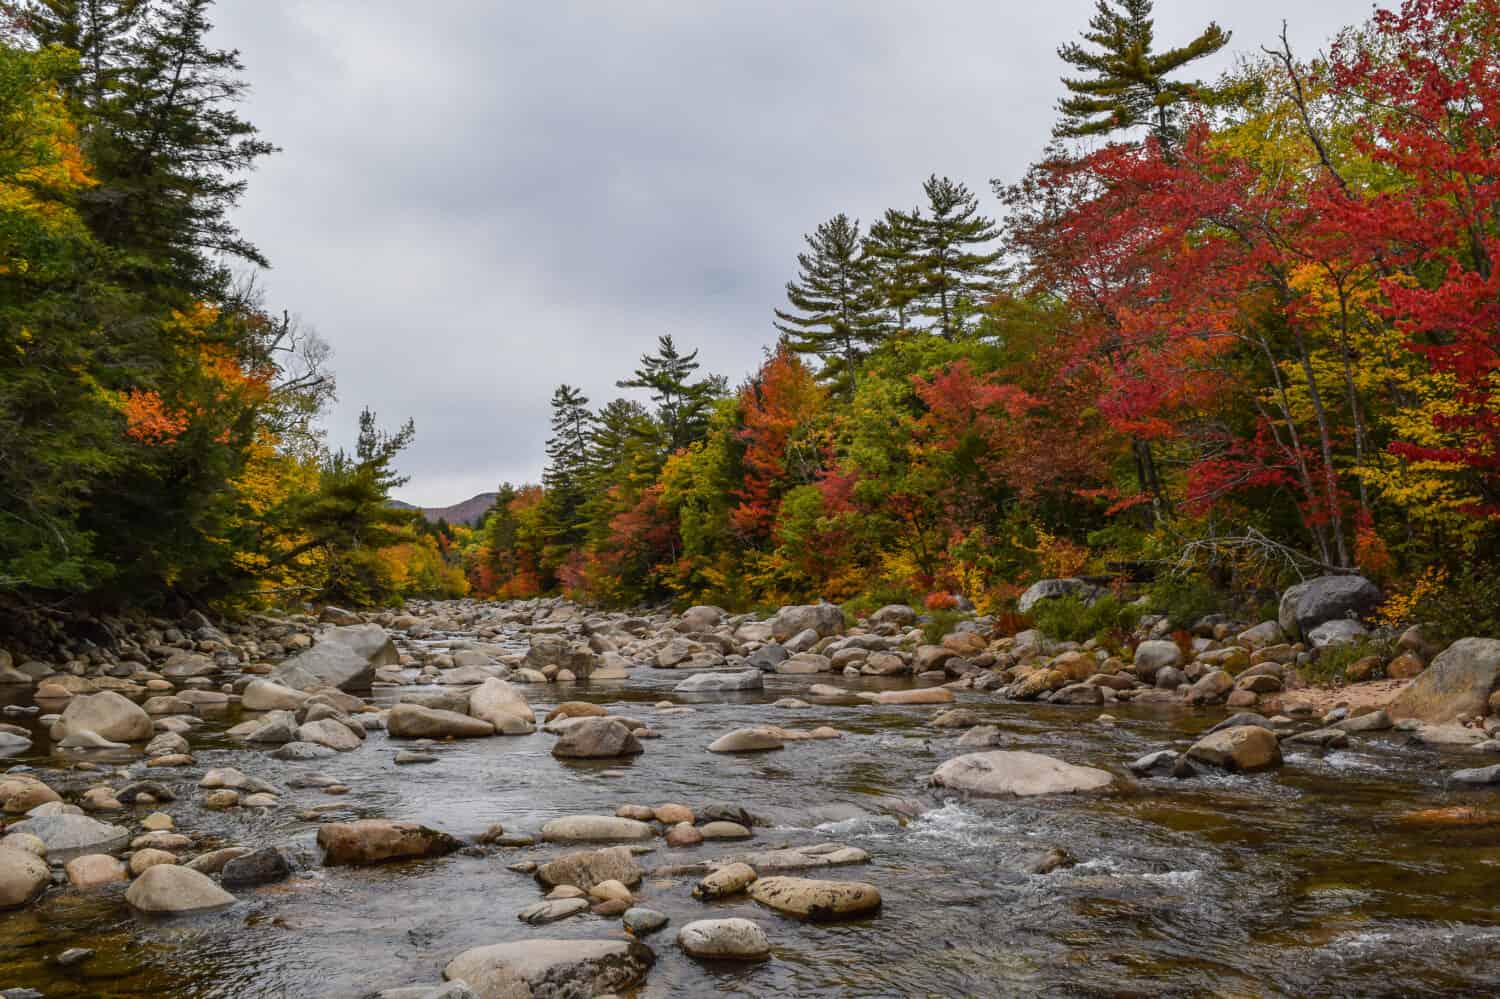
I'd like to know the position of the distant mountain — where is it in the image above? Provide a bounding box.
[390,492,498,527]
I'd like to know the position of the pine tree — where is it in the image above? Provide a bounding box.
[773,213,882,398]
[617,335,719,455]
[913,176,1001,338]
[541,384,593,547]
[863,206,924,334]
[1055,0,1232,147]
[3,1,147,108]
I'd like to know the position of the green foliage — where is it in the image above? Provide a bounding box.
[1032,595,1142,643]
[921,609,968,645]
[1410,565,1500,647]
[1306,638,1395,686]
[1144,575,1224,626]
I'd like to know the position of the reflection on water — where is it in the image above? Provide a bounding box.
[2,629,1499,998]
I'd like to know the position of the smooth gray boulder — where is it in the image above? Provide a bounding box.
[677,918,771,960]
[1388,638,1500,725]
[50,690,153,743]
[8,814,129,862]
[271,624,397,692]
[1279,575,1381,641]
[930,750,1114,797]
[125,864,234,913]
[674,670,763,693]
[770,604,844,642]
[1017,578,1102,615]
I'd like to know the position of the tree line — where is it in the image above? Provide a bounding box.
[448,0,1500,636]
[0,0,449,622]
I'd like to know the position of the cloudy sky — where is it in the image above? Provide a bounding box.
[213,0,1374,506]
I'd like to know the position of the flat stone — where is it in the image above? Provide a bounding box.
[677,918,770,961]
[316,820,462,866]
[707,727,784,753]
[442,939,654,998]
[540,815,654,843]
[747,876,881,920]
[7,815,129,862]
[930,751,1115,797]
[518,897,588,924]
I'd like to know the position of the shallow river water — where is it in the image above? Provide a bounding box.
[2,626,1499,998]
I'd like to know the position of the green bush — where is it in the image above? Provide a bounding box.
[1305,638,1395,685]
[922,609,968,645]
[1032,595,1143,644]
[842,587,918,626]
[1412,566,1500,645]
[1145,575,1225,626]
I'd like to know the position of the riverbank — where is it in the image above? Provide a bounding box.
[0,596,1497,997]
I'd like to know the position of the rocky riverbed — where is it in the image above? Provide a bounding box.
[1,595,1499,997]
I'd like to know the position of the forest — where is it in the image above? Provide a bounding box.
[441,0,1500,640]
[3,0,1500,642]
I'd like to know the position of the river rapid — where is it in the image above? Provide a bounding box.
[2,619,1499,999]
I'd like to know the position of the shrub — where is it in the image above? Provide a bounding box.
[1305,638,1395,685]
[1400,566,1500,644]
[1145,575,1224,626]
[1032,595,1143,644]
[922,609,968,645]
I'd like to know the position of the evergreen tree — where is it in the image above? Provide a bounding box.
[1055,0,1232,147]
[863,206,923,334]
[3,1,146,108]
[913,176,1001,338]
[482,481,520,580]
[540,384,593,548]
[773,213,882,397]
[617,335,719,455]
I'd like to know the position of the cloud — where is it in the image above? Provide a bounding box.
[213,0,1375,504]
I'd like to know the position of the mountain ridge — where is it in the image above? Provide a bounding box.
[390,491,498,526]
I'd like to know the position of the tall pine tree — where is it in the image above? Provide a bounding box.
[913,176,1001,339]
[1054,0,1233,147]
[863,206,923,334]
[617,335,719,457]
[773,213,881,397]
[540,384,593,549]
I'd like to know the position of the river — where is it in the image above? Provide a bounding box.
[2,621,1498,998]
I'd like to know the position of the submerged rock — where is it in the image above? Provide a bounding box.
[674,670,763,693]
[442,939,654,998]
[534,846,643,891]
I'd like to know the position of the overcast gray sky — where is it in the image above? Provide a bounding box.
[213,0,1375,506]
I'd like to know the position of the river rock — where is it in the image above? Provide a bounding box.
[240,679,310,711]
[1450,764,1500,786]
[0,731,31,755]
[442,939,654,999]
[1333,709,1392,733]
[665,822,703,847]
[1017,578,1102,615]
[677,918,770,961]
[770,604,844,642]
[552,717,643,758]
[747,876,881,920]
[693,862,758,899]
[698,820,751,840]
[316,820,462,866]
[0,848,50,909]
[58,730,128,750]
[65,853,128,887]
[0,774,61,814]
[144,732,190,757]
[930,751,1115,797]
[128,848,177,876]
[466,678,535,735]
[518,897,588,924]
[51,690,153,743]
[221,846,292,887]
[1388,638,1500,725]
[125,864,234,913]
[1127,749,1179,775]
[623,907,669,935]
[184,846,253,875]
[540,815,653,843]
[1186,725,1282,772]
[724,843,870,872]
[674,670,763,693]
[8,814,129,862]
[957,724,1002,748]
[297,718,362,752]
[707,727,784,753]
[1133,640,1183,679]
[877,688,954,705]
[271,624,397,692]
[534,846,642,890]
[1308,619,1368,648]
[388,704,494,740]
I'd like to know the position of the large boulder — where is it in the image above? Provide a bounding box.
[534,846,642,891]
[316,820,462,866]
[0,774,61,814]
[674,670,763,693]
[1185,725,1282,772]
[50,690,153,743]
[1388,638,1500,725]
[1017,578,1103,615]
[0,847,49,909]
[467,679,535,735]
[443,939,654,999]
[747,876,881,921]
[552,717,643,758]
[770,604,845,643]
[930,751,1114,798]
[387,704,494,740]
[678,605,727,632]
[271,624,397,692]
[1278,575,1382,641]
[1132,640,1183,680]
[125,864,235,913]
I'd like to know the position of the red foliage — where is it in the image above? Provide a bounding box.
[731,345,826,540]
